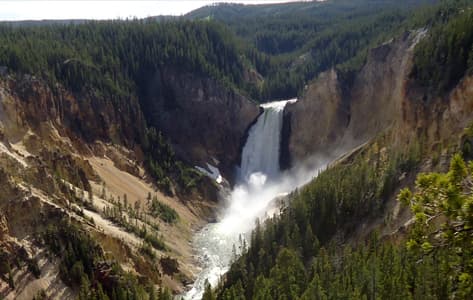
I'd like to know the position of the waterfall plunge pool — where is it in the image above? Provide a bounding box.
[182,98,327,300]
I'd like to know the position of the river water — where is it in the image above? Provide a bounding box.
[183,99,314,300]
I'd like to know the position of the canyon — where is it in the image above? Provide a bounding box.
[1,1,472,299]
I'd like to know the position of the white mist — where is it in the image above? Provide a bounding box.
[183,99,325,300]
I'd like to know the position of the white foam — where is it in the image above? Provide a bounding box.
[184,99,314,300]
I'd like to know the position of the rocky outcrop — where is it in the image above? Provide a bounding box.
[0,76,147,154]
[0,213,8,240]
[143,68,260,178]
[282,69,348,168]
[346,31,421,144]
[1,68,261,182]
[283,31,426,167]
[284,29,473,169]
[0,168,23,204]
[399,74,473,148]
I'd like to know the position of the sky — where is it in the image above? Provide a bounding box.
[0,1,304,21]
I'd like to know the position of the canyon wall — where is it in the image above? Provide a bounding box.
[283,30,473,168]
[143,68,260,177]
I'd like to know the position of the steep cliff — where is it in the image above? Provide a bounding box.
[399,74,473,148]
[281,69,348,168]
[142,68,260,179]
[345,31,420,144]
[2,76,146,150]
[283,30,435,167]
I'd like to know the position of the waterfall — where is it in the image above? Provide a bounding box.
[239,99,296,182]
[183,99,299,300]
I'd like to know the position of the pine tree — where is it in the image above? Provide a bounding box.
[202,280,216,300]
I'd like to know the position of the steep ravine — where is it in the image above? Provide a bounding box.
[0,69,261,298]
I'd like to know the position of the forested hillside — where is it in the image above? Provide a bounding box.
[0,20,259,193]
[0,21,248,96]
[411,3,473,93]
[212,2,473,299]
[0,0,456,104]
[216,144,473,299]
[187,0,441,100]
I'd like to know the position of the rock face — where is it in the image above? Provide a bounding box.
[0,213,8,239]
[284,30,473,168]
[282,69,348,168]
[143,68,260,178]
[1,69,260,181]
[400,74,473,148]
[283,31,426,167]
[2,76,146,150]
[346,34,413,142]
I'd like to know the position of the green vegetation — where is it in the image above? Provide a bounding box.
[462,123,473,159]
[43,221,101,287]
[292,141,420,244]
[1,2,472,296]
[203,280,217,300]
[0,0,466,199]
[143,128,203,196]
[149,195,179,224]
[254,10,411,100]
[398,154,473,298]
[101,200,167,251]
[0,19,246,194]
[218,140,422,298]
[139,241,157,260]
[42,219,163,299]
[32,290,47,300]
[188,0,440,100]
[0,20,249,97]
[143,128,176,195]
[412,1,473,93]
[0,0,451,104]
[216,3,473,297]
[219,149,473,299]
[0,240,42,288]
[26,258,41,278]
